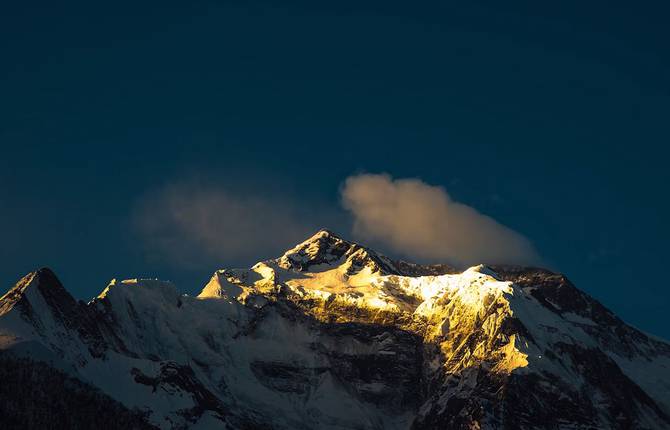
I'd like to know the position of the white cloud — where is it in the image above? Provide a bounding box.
[341,173,539,266]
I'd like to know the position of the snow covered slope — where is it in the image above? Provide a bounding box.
[1,230,669,429]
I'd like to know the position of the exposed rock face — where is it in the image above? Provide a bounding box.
[1,230,669,429]
[0,352,156,430]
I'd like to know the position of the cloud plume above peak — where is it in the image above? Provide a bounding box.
[341,173,539,266]
[133,183,318,268]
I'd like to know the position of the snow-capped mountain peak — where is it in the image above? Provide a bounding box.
[1,268,69,307]
[2,231,670,429]
[276,228,399,275]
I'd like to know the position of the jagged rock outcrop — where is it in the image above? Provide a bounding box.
[1,230,669,429]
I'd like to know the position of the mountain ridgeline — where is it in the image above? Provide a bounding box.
[1,230,669,429]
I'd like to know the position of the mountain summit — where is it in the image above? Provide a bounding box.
[1,230,669,429]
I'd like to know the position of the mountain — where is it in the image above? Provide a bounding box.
[1,229,669,429]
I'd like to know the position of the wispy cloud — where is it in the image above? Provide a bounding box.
[341,173,539,266]
[133,182,319,267]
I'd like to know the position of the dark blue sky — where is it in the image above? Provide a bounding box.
[2,1,669,338]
